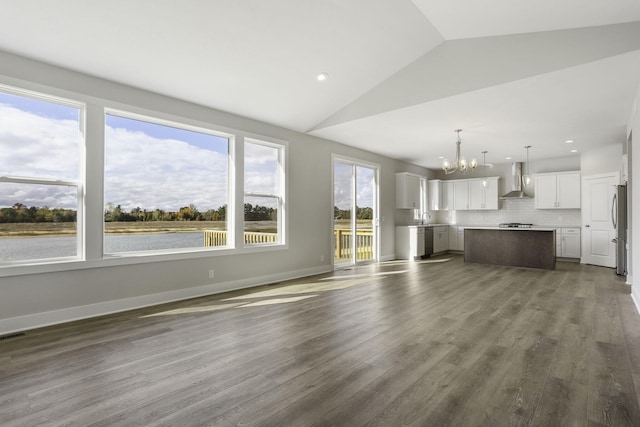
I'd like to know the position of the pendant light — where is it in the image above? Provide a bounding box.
[481,151,488,187]
[522,145,532,187]
[442,129,477,174]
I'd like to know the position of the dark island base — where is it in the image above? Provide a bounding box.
[464,228,556,270]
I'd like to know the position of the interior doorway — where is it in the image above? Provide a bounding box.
[582,172,620,267]
[333,158,379,268]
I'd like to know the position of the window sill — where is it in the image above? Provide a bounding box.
[0,242,288,277]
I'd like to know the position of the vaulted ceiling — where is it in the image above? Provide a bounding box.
[1,1,639,168]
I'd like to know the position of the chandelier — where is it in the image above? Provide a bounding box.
[442,129,477,174]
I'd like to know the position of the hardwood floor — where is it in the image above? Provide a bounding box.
[1,255,640,426]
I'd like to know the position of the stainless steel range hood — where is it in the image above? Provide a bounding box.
[500,162,532,199]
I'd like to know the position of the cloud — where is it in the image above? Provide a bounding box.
[104,125,229,211]
[244,141,278,195]
[0,102,232,211]
[1,100,345,214]
[333,163,375,209]
[0,104,80,181]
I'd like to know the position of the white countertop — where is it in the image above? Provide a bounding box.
[401,224,579,230]
[462,226,556,231]
[404,224,450,228]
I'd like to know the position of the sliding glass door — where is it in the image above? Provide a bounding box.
[333,158,378,267]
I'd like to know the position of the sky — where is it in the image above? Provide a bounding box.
[334,162,375,211]
[0,91,375,213]
[0,92,280,212]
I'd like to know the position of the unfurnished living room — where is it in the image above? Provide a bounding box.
[2,1,640,426]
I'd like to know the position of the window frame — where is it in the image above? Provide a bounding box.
[0,80,290,277]
[0,85,85,266]
[243,137,287,248]
[102,108,234,257]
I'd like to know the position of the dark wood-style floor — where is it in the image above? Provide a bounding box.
[2,255,640,426]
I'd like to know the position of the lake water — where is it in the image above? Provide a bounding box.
[0,232,207,262]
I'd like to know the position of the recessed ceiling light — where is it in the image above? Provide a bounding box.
[506,156,512,160]
[570,149,578,153]
[438,156,444,159]
[565,139,574,144]
[316,72,329,81]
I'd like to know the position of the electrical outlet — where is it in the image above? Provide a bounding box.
[320,255,325,262]
[208,269,215,279]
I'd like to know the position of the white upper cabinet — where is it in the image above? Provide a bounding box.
[453,181,469,210]
[442,181,454,210]
[534,171,581,209]
[557,173,581,208]
[428,179,441,210]
[396,172,423,209]
[475,177,499,210]
[468,180,484,210]
[428,179,455,211]
[456,177,499,210]
[485,177,499,210]
[429,177,498,211]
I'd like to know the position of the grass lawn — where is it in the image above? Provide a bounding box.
[0,221,229,237]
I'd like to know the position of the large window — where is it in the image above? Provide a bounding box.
[244,139,285,246]
[104,112,229,254]
[0,83,289,271]
[0,89,83,264]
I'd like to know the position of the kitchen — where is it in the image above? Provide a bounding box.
[395,142,627,272]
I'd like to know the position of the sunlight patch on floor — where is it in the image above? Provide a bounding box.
[221,277,373,301]
[320,270,409,280]
[416,258,452,264]
[380,258,452,266]
[139,261,445,318]
[236,295,317,307]
[140,303,243,317]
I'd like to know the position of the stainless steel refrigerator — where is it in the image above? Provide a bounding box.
[613,184,627,275]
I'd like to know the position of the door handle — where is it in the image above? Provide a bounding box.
[612,193,617,229]
[585,225,590,228]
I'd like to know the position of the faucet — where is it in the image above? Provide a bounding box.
[421,211,431,225]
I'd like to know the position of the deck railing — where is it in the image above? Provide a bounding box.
[334,229,374,260]
[204,230,278,246]
[205,229,374,260]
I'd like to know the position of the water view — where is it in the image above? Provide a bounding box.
[0,232,207,262]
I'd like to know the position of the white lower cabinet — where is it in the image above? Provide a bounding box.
[433,226,448,253]
[395,226,425,260]
[556,227,581,258]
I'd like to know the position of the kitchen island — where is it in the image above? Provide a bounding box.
[464,227,556,270]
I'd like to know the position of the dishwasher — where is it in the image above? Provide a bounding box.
[423,226,434,258]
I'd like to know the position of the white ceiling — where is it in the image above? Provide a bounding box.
[1,0,639,169]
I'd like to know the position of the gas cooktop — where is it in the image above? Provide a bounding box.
[498,223,533,228]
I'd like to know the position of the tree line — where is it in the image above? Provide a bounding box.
[0,202,372,223]
[0,203,76,223]
[0,202,278,223]
[334,206,373,220]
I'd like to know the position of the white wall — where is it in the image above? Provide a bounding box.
[629,81,640,311]
[0,51,429,333]
[581,143,623,176]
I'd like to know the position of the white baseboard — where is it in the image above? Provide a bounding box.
[0,265,332,336]
[380,253,396,262]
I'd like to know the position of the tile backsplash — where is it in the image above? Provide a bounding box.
[433,198,582,226]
